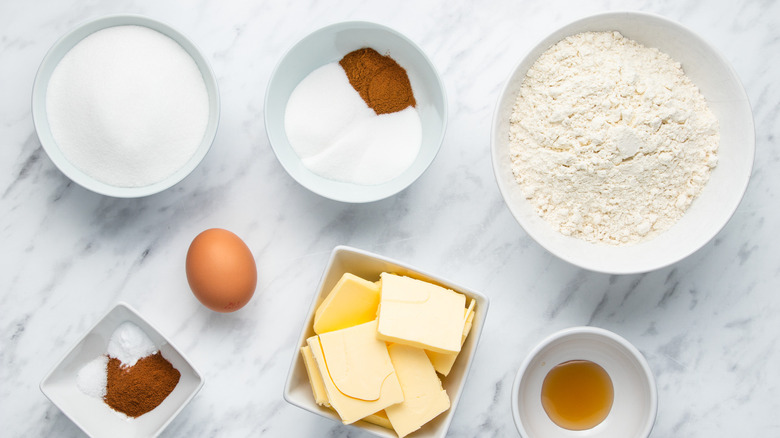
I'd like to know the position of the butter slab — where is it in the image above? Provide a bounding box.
[300,345,330,406]
[385,343,451,437]
[361,410,393,429]
[314,273,381,334]
[306,320,404,424]
[376,273,466,354]
[425,298,476,376]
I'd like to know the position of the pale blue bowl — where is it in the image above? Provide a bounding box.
[265,21,447,203]
[32,15,220,198]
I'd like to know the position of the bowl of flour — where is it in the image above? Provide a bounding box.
[32,15,220,198]
[491,12,754,274]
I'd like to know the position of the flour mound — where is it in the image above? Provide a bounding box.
[509,31,719,246]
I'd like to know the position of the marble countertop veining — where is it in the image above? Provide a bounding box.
[1,0,779,437]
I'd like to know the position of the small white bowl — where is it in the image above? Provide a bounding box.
[265,21,447,203]
[40,302,205,438]
[491,11,755,274]
[32,14,220,198]
[512,327,657,438]
[284,246,489,437]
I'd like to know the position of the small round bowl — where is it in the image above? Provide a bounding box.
[265,21,447,203]
[491,11,754,274]
[512,327,657,438]
[32,14,220,198]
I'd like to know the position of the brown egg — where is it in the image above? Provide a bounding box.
[186,228,257,312]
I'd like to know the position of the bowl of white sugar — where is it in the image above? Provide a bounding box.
[32,15,220,198]
[491,11,754,274]
[265,21,447,203]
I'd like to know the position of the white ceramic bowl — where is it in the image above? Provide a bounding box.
[265,21,447,203]
[512,327,657,438]
[32,14,220,198]
[491,11,755,274]
[40,302,205,438]
[284,246,489,438]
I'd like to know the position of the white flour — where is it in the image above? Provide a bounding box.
[509,31,719,245]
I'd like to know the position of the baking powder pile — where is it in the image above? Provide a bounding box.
[509,31,719,245]
[46,25,209,188]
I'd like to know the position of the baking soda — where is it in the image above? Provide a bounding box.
[46,25,209,188]
[285,62,421,185]
[107,321,158,367]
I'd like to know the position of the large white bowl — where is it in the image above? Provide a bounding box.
[265,21,447,203]
[491,12,754,274]
[284,246,489,438]
[40,302,205,438]
[32,15,220,198]
[512,327,657,438]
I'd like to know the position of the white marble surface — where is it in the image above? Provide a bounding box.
[1,0,778,437]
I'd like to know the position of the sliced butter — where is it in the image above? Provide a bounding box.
[325,408,393,430]
[300,345,330,406]
[376,273,466,354]
[314,273,381,334]
[385,343,451,437]
[426,298,476,376]
[306,320,404,424]
[361,410,393,429]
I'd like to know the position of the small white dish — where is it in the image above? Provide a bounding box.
[40,302,204,438]
[284,245,489,437]
[491,11,755,274]
[32,14,220,198]
[512,327,657,438]
[265,21,447,203]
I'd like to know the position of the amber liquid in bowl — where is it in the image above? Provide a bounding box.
[541,360,614,430]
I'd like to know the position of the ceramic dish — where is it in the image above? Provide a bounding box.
[40,302,204,438]
[512,327,657,438]
[284,245,489,437]
[491,11,755,274]
[265,21,447,203]
[31,14,220,198]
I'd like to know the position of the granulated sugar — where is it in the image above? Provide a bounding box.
[509,31,719,245]
[46,25,209,188]
[76,355,108,398]
[285,62,421,185]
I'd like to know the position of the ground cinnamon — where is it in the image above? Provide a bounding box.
[339,48,416,115]
[104,351,181,418]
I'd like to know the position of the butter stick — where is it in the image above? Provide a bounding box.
[307,320,404,424]
[386,343,450,437]
[376,273,466,354]
[425,299,476,376]
[314,273,381,334]
[300,345,330,407]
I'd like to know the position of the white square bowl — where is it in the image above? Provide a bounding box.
[40,302,205,438]
[284,245,490,438]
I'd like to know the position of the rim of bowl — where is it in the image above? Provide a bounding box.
[511,326,658,438]
[490,11,755,274]
[31,14,220,198]
[263,20,448,203]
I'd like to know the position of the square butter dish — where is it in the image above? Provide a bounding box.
[40,302,204,438]
[284,246,489,438]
